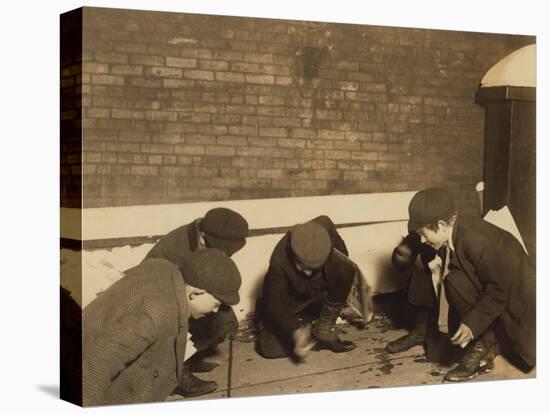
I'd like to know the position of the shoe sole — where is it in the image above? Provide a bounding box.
[444,361,494,382]
[181,386,218,398]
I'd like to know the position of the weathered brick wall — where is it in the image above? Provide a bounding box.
[61,9,83,208]
[72,7,534,213]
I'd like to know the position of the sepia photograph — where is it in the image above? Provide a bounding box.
[1,1,547,413]
[59,4,537,407]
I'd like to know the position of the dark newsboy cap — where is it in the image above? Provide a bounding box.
[408,188,456,232]
[200,208,249,256]
[290,221,332,269]
[182,248,242,305]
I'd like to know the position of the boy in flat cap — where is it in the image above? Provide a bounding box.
[82,249,242,406]
[143,207,248,396]
[407,188,535,381]
[256,215,359,360]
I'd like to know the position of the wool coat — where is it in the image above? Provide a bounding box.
[448,215,536,366]
[82,258,190,406]
[143,220,238,350]
[144,221,197,271]
[260,216,354,342]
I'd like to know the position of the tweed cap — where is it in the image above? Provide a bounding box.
[200,208,249,257]
[181,249,242,305]
[408,188,456,232]
[290,221,332,269]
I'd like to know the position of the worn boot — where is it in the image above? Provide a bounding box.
[385,329,426,354]
[444,338,493,382]
[312,300,357,353]
[174,365,217,398]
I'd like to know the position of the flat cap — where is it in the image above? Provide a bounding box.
[408,188,456,232]
[200,208,249,256]
[290,221,332,269]
[181,248,242,305]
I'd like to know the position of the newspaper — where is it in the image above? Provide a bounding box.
[483,206,528,255]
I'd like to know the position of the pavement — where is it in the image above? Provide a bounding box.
[167,307,535,402]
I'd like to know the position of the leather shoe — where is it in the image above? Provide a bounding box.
[175,366,217,398]
[444,339,493,382]
[187,359,220,373]
[312,337,357,353]
[385,331,425,354]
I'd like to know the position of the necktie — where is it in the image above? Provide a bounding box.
[437,246,451,333]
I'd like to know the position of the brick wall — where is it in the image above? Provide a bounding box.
[61,9,83,208]
[62,7,535,213]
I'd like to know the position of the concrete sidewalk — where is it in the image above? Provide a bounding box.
[167,312,535,402]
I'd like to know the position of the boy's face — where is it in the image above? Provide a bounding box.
[294,260,320,277]
[189,291,222,319]
[416,222,449,251]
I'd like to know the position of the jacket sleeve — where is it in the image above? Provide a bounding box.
[262,265,305,342]
[83,309,161,406]
[460,238,514,338]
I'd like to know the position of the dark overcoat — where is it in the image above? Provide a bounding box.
[82,259,190,406]
[449,215,536,366]
[144,221,196,270]
[260,216,354,342]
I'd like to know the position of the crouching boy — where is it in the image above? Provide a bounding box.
[82,249,241,406]
[407,188,536,381]
[256,216,359,360]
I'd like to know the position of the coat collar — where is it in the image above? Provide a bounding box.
[449,216,461,267]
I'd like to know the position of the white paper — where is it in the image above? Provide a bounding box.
[483,206,528,255]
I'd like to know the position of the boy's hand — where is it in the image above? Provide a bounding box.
[451,323,474,348]
[392,233,420,269]
[293,325,316,359]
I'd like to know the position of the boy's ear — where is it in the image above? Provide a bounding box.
[436,220,447,230]
[188,288,206,300]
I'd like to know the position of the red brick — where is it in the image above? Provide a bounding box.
[95,51,129,63]
[86,108,109,118]
[216,72,245,83]
[245,74,274,85]
[184,69,214,81]
[217,136,248,146]
[91,74,124,86]
[259,127,288,137]
[166,57,198,68]
[180,48,213,59]
[145,111,178,122]
[82,62,109,73]
[147,67,182,78]
[112,109,144,120]
[113,42,147,54]
[324,150,351,160]
[111,65,144,76]
[130,55,164,66]
[141,143,173,154]
[205,146,236,157]
[174,145,205,155]
[131,165,158,176]
[106,142,140,152]
[362,142,388,152]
